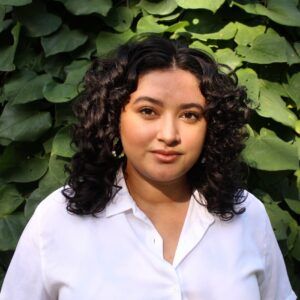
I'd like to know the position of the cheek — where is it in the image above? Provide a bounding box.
[120,114,156,149]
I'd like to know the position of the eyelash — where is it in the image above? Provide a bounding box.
[139,107,201,121]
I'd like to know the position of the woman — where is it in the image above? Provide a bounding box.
[0,36,296,299]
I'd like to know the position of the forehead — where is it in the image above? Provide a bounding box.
[129,68,205,105]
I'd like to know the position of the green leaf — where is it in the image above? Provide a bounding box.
[0,70,36,103]
[41,25,88,57]
[214,48,242,70]
[234,23,266,46]
[137,0,177,15]
[10,73,52,105]
[0,213,26,251]
[96,30,134,56]
[0,0,31,5]
[136,15,168,34]
[0,103,52,143]
[236,68,259,105]
[242,128,299,171]
[232,0,300,27]
[191,22,237,41]
[43,60,90,103]
[15,1,62,37]
[291,230,300,261]
[52,126,75,158]
[64,60,90,84]
[0,184,24,217]
[0,23,20,71]
[285,199,300,214]
[189,41,214,56]
[25,156,67,218]
[284,72,300,109]
[43,82,78,103]
[257,190,298,243]
[56,0,112,16]
[4,157,48,183]
[104,7,133,32]
[257,82,297,129]
[175,0,225,12]
[236,29,300,65]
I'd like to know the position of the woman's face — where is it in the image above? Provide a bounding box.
[119,68,207,185]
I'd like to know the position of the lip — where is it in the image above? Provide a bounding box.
[151,150,182,163]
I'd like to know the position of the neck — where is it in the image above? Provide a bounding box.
[123,165,192,210]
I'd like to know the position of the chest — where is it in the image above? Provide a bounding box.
[43,214,264,300]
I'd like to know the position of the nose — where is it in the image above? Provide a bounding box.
[156,115,181,146]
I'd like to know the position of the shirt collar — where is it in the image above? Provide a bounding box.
[105,168,139,217]
[105,168,215,227]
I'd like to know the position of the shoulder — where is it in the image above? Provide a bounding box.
[236,190,269,222]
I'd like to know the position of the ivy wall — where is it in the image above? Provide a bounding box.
[0,0,299,295]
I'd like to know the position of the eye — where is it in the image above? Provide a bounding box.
[181,111,201,121]
[139,107,157,117]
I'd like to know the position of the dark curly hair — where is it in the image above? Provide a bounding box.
[62,35,249,220]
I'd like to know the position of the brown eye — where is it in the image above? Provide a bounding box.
[182,111,200,121]
[139,108,156,116]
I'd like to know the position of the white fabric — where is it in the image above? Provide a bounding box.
[0,172,297,300]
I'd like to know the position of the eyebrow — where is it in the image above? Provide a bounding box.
[132,96,205,111]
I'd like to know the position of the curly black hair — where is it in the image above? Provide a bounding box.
[62,35,249,220]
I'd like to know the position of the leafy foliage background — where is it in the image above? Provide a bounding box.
[0,0,299,294]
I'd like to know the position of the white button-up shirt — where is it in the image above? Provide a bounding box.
[0,172,296,300]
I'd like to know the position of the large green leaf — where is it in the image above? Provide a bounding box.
[189,41,214,56]
[257,81,297,129]
[0,213,26,251]
[0,185,24,217]
[214,48,242,70]
[234,23,265,46]
[191,22,237,41]
[136,15,168,34]
[0,103,52,143]
[15,1,62,37]
[137,0,177,15]
[284,73,300,109]
[51,126,75,158]
[232,0,300,27]
[41,25,88,57]
[43,60,90,103]
[236,68,260,106]
[25,155,68,218]
[175,0,225,12]
[291,229,300,261]
[104,7,133,32]
[0,23,20,71]
[56,0,112,16]
[10,74,52,105]
[96,30,134,56]
[0,70,36,104]
[0,0,31,5]
[4,157,48,183]
[236,29,300,65]
[242,128,299,171]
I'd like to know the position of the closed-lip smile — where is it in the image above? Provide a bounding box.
[151,150,182,155]
[150,150,182,163]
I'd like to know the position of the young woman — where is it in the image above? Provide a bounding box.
[0,36,296,300]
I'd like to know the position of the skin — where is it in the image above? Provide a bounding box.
[119,68,207,263]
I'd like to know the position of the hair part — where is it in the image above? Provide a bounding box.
[63,35,249,220]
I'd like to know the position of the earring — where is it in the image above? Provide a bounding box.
[112,137,125,159]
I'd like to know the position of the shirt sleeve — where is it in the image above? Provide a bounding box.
[0,208,51,300]
[258,208,297,300]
